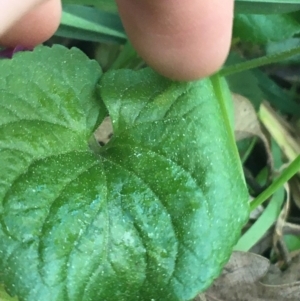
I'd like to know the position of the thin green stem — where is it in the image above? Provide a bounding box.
[221,46,300,76]
[250,155,300,211]
[241,137,257,164]
[109,40,138,70]
[211,74,244,178]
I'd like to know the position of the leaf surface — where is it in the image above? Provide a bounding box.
[62,0,118,13]
[0,46,249,301]
[235,0,300,14]
[225,52,263,110]
[234,13,300,44]
[57,5,126,44]
[0,284,18,301]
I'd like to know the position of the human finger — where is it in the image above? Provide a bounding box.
[116,0,234,80]
[0,0,61,47]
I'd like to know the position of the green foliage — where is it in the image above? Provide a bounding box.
[3,0,300,300]
[62,0,300,15]
[0,46,249,301]
[225,53,263,110]
[266,38,300,63]
[224,52,300,115]
[58,1,300,46]
[235,188,285,251]
[62,0,118,13]
[233,14,300,44]
[0,285,18,301]
[284,235,300,252]
[254,69,300,117]
[57,5,126,44]
[235,0,300,14]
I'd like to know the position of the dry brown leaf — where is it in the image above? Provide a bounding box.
[259,102,300,165]
[271,183,291,266]
[233,94,265,143]
[200,251,300,301]
[233,94,273,171]
[263,254,300,285]
[204,252,269,301]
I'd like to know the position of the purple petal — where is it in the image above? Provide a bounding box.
[0,46,32,59]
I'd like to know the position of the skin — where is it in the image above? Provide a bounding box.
[0,0,234,81]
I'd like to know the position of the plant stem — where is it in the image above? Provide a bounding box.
[241,137,257,164]
[211,74,245,179]
[221,46,300,76]
[259,103,300,162]
[250,155,300,211]
[109,40,139,70]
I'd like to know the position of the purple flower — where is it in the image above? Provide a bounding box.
[0,46,32,59]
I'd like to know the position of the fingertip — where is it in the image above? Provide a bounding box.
[117,0,234,81]
[0,0,61,48]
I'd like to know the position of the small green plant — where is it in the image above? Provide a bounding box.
[1,1,300,301]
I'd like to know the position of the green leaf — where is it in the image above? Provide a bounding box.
[56,5,126,43]
[0,285,18,301]
[253,69,300,117]
[225,52,263,110]
[234,187,285,251]
[0,46,249,301]
[235,0,300,14]
[266,38,300,63]
[233,13,300,44]
[62,0,118,13]
[0,45,106,300]
[284,235,300,252]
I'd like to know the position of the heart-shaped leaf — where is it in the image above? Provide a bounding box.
[0,46,249,301]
